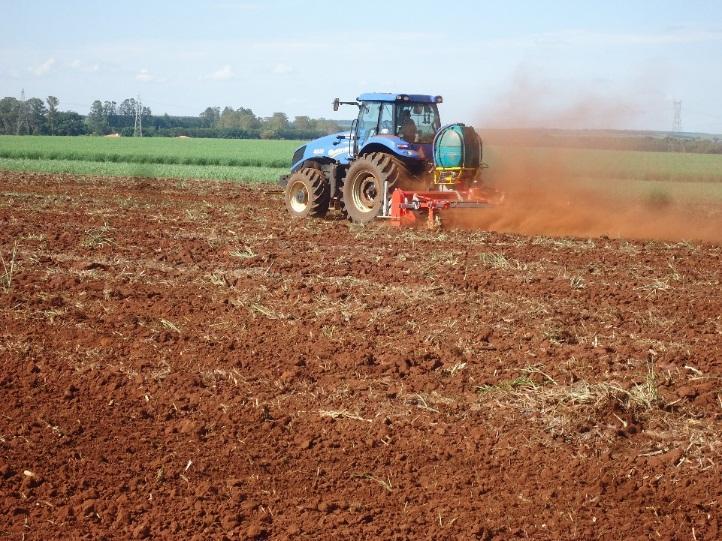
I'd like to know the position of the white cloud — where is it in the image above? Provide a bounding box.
[135,68,165,83]
[272,63,293,75]
[30,57,55,76]
[65,59,100,73]
[202,64,235,81]
[136,69,152,81]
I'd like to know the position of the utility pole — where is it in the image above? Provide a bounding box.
[133,95,143,137]
[16,89,30,135]
[672,100,682,132]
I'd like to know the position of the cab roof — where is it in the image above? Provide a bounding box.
[357,93,443,103]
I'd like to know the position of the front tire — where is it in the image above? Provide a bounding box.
[341,153,406,224]
[284,168,330,219]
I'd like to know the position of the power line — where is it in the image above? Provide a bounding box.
[16,89,30,135]
[133,94,143,137]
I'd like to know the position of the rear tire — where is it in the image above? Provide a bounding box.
[284,168,330,219]
[341,153,407,224]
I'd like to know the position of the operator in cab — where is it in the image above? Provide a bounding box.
[398,109,417,142]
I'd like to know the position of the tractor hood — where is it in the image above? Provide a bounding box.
[291,131,354,171]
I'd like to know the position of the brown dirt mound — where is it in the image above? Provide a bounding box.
[1,171,720,540]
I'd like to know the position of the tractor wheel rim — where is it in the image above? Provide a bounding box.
[289,181,309,213]
[352,173,378,212]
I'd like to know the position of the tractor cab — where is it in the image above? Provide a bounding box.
[351,93,442,151]
[336,93,443,158]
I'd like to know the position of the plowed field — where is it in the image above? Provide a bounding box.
[1,172,720,540]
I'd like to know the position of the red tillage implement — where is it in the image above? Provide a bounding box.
[389,188,493,228]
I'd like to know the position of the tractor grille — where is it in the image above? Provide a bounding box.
[291,146,306,166]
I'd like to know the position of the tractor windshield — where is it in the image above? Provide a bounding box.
[396,103,440,144]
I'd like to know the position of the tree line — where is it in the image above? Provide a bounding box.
[2,94,721,153]
[0,96,85,135]
[0,94,341,139]
[198,107,341,139]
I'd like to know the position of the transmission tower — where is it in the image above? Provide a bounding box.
[16,89,30,135]
[672,100,682,132]
[133,95,143,137]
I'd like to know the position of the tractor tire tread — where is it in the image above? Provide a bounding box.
[340,153,410,224]
[285,167,330,219]
[303,168,330,218]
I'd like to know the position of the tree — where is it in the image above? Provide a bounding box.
[237,107,260,131]
[262,112,289,138]
[0,97,20,134]
[55,111,86,135]
[315,118,342,134]
[268,112,289,131]
[103,101,117,116]
[200,106,220,128]
[218,106,237,129]
[101,101,118,132]
[46,96,59,135]
[119,98,137,117]
[87,100,109,135]
[293,116,312,130]
[26,98,48,134]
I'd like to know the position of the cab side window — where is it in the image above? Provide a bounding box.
[379,103,394,134]
[357,102,381,147]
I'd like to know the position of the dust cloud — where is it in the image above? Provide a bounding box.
[453,147,722,242]
[450,72,722,243]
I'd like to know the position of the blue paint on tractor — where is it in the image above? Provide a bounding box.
[290,132,353,171]
[289,92,444,173]
[357,93,443,103]
[290,132,433,173]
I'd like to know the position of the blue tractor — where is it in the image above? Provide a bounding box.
[280,93,493,226]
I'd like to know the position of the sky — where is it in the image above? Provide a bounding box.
[1,0,722,133]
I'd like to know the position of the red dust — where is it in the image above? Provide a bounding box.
[462,69,722,241]
[450,142,722,242]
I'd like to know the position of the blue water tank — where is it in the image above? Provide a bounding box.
[433,123,482,169]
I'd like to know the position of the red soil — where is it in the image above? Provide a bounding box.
[0,172,720,540]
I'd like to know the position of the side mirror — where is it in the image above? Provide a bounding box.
[332,98,340,112]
